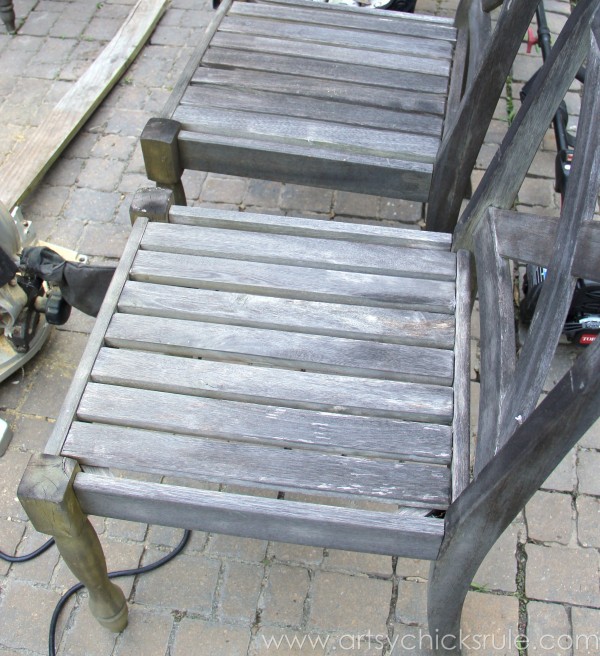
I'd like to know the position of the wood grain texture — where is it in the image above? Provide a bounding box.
[229,1,457,41]
[118,281,456,348]
[201,48,450,95]
[105,313,455,386]
[129,249,457,313]
[140,222,457,280]
[491,209,600,282]
[64,421,451,507]
[167,205,452,250]
[82,369,453,457]
[190,68,447,116]
[0,0,167,210]
[451,250,471,499]
[91,347,454,424]
[45,218,148,456]
[181,85,444,136]
[74,473,445,559]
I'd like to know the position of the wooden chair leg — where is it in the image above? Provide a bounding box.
[18,454,128,632]
[141,118,187,206]
[0,0,16,33]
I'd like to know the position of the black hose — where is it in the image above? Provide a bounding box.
[0,538,56,562]
[48,529,191,656]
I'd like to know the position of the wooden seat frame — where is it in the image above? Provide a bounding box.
[17,4,600,655]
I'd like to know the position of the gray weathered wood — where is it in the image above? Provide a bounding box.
[118,281,456,348]
[453,0,599,248]
[74,473,445,559]
[429,337,600,652]
[129,249,457,313]
[201,48,450,95]
[465,0,492,89]
[426,0,542,232]
[443,25,468,138]
[17,455,128,632]
[472,211,515,475]
[44,218,148,456]
[191,67,447,116]
[0,0,16,33]
[491,209,600,281]
[173,105,440,162]
[496,22,600,446]
[229,1,457,41]
[451,250,471,499]
[91,347,454,425]
[167,205,452,250]
[181,85,444,136]
[105,313,455,385]
[219,14,454,60]
[64,421,451,507]
[140,222,456,280]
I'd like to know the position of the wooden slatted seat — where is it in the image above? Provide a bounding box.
[17,4,600,654]
[140,0,549,232]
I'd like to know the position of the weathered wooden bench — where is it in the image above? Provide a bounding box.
[140,0,547,232]
[17,3,600,654]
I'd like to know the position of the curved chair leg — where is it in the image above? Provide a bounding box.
[18,454,128,632]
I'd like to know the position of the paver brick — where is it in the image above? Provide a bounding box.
[206,534,268,562]
[323,550,392,578]
[525,490,574,545]
[577,450,600,496]
[269,542,324,567]
[262,563,310,626]
[63,187,120,223]
[473,523,520,592]
[395,579,428,625]
[579,419,600,449]
[577,495,600,548]
[0,517,26,575]
[113,608,173,656]
[250,628,329,655]
[218,561,263,623]
[172,618,252,656]
[461,592,519,656]
[571,607,600,656]
[527,601,571,655]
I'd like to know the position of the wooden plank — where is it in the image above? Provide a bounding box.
[443,25,468,138]
[181,85,444,136]
[129,249,457,313]
[83,372,452,458]
[167,205,453,251]
[91,348,455,427]
[452,0,598,247]
[202,48,451,95]
[45,218,149,456]
[140,222,457,281]
[230,1,457,41]
[64,422,452,507]
[451,250,471,500]
[105,313,455,385]
[173,105,440,162]
[118,281,456,349]
[256,0,456,26]
[219,14,454,60]
[208,31,452,77]
[426,0,542,233]
[190,68,447,116]
[159,0,233,119]
[75,473,445,559]
[491,209,600,281]
[0,0,167,210]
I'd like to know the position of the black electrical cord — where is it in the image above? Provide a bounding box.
[0,538,56,562]
[48,528,191,656]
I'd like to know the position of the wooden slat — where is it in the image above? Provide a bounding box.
[44,218,149,456]
[0,0,167,210]
[173,105,440,162]
[140,222,456,281]
[491,209,600,281]
[118,281,456,349]
[181,85,444,136]
[230,1,457,41]
[64,422,451,507]
[208,31,452,77]
[105,313,455,385]
[178,131,433,202]
[167,205,453,251]
[191,68,447,116]
[256,0,456,27]
[219,14,454,60]
[75,473,445,559]
[451,250,471,499]
[129,250,457,313]
[77,372,452,464]
[202,48,451,95]
[91,348,455,427]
